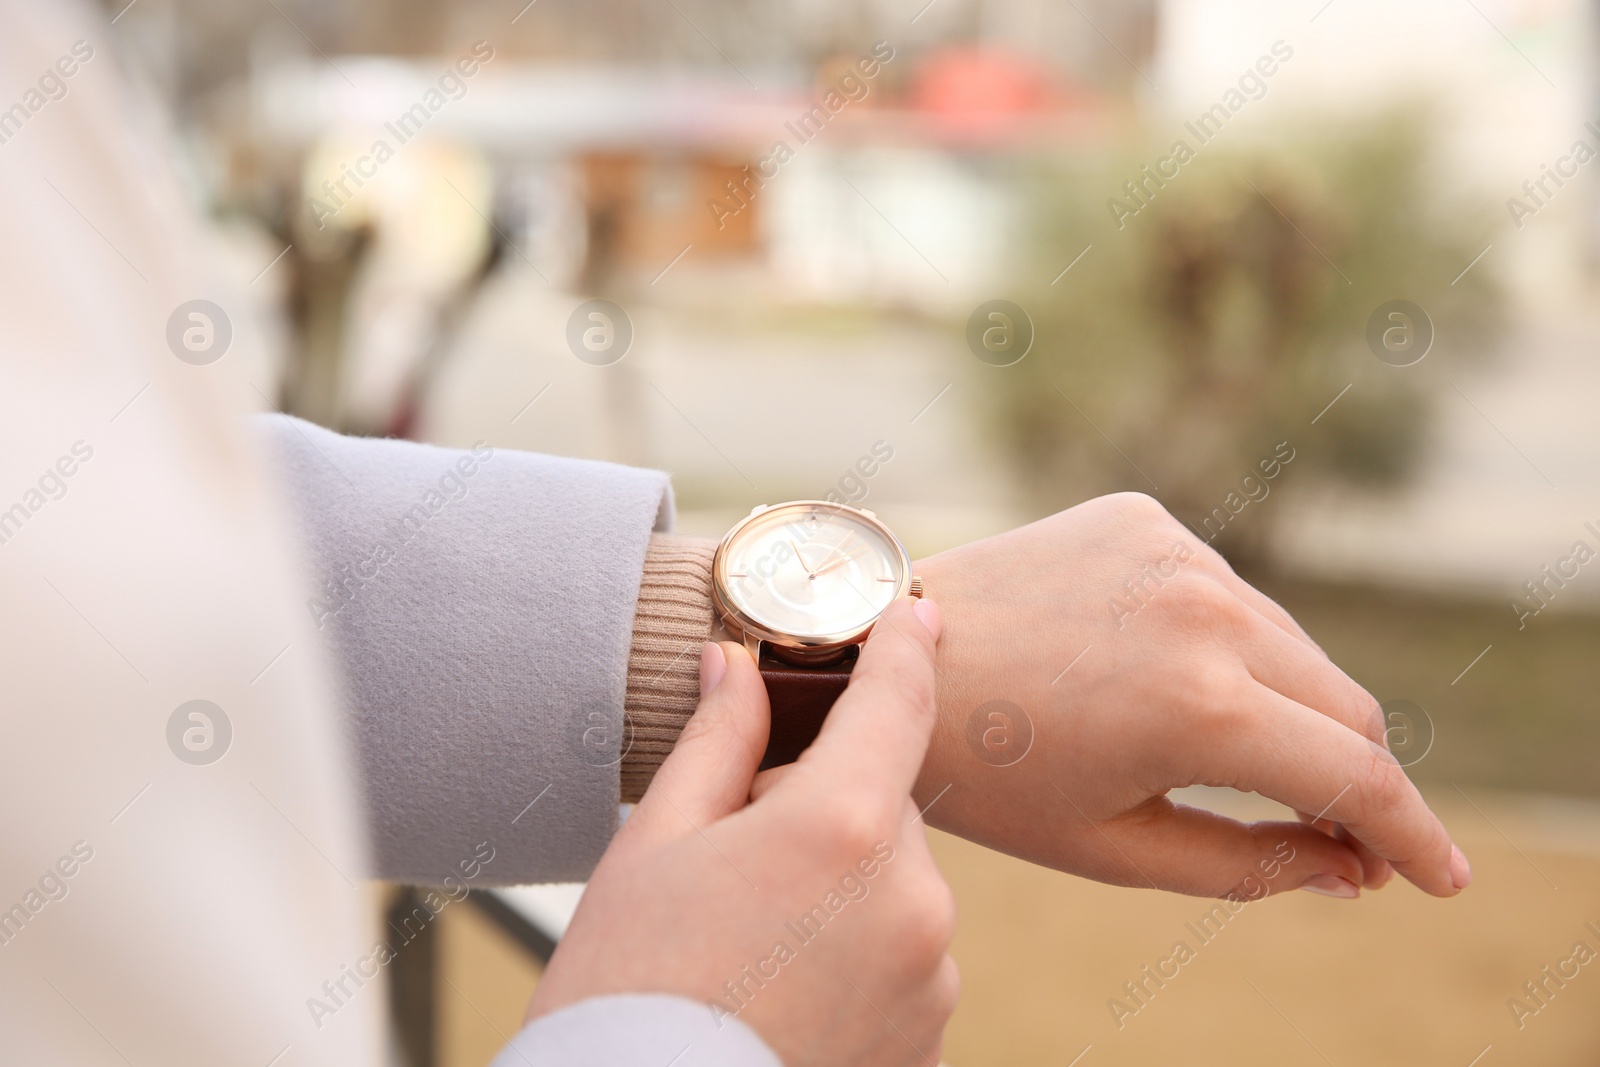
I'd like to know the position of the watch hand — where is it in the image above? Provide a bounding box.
[789,537,816,578]
[809,532,855,568]
[810,545,868,579]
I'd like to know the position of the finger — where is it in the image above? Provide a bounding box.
[1336,823,1396,889]
[751,694,946,809]
[1081,796,1366,898]
[917,954,961,1064]
[1234,611,1387,746]
[1186,681,1462,896]
[629,642,769,840]
[1296,810,1394,888]
[896,794,940,865]
[748,762,798,803]
[786,597,943,802]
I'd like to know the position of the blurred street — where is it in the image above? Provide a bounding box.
[430,791,1600,1067]
[1279,306,1600,602]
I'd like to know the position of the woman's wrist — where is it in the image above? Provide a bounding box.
[620,534,718,802]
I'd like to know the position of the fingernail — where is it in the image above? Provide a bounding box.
[912,595,942,640]
[699,642,726,696]
[1301,874,1360,899]
[1450,845,1472,891]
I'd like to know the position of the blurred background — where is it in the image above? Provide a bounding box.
[94,0,1600,1061]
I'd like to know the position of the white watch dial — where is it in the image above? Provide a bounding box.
[719,503,906,643]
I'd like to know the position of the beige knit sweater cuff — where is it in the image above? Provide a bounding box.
[620,533,720,802]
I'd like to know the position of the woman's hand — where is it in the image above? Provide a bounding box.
[528,598,960,1067]
[914,492,1471,900]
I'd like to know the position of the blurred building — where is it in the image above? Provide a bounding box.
[109,0,1600,602]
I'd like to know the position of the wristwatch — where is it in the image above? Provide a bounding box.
[710,500,922,769]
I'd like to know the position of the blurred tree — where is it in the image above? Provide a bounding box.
[988,110,1504,568]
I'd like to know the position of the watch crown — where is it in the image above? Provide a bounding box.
[748,504,769,515]
[909,576,924,599]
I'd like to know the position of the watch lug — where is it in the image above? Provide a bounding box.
[744,634,763,660]
[748,504,770,516]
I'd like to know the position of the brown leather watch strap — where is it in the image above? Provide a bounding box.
[758,650,856,770]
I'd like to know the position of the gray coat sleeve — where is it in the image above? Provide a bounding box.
[489,995,782,1067]
[258,414,672,885]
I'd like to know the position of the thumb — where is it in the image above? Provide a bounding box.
[748,762,799,803]
[628,642,770,842]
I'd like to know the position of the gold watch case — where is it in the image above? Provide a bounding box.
[711,500,920,665]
